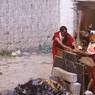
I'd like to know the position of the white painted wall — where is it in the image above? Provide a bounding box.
[0,0,60,51]
[0,0,75,51]
[76,0,95,1]
[60,0,74,36]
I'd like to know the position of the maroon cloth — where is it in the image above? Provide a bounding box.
[88,54,95,94]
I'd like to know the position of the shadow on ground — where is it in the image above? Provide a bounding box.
[0,90,15,95]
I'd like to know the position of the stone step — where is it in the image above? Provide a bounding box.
[52,67,77,83]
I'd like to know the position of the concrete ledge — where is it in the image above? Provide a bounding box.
[52,67,77,83]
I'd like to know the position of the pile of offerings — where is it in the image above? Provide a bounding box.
[14,78,68,95]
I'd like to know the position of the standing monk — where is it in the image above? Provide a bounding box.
[52,26,75,62]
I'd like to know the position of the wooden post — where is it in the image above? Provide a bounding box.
[77,10,82,46]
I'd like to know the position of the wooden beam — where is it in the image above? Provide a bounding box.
[76,10,82,46]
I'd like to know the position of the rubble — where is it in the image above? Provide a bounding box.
[14,78,68,95]
[11,50,21,57]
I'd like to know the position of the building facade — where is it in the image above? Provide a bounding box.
[0,0,60,51]
[0,0,95,51]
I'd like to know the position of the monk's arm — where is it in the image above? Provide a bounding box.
[55,37,72,50]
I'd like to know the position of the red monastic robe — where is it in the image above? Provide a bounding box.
[52,31,74,60]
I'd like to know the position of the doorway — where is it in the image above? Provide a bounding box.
[77,1,95,31]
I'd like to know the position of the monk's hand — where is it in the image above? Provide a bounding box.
[65,47,73,51]
[72,48,81,52]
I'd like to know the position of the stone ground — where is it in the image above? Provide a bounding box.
[0,52,53,94]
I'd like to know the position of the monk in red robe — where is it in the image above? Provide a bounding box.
[87,55,95,94]
[86,35,95,94]
[52,26,75,62]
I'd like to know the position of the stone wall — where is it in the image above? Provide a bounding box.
[0,0,60,51]
[60,0,74,36]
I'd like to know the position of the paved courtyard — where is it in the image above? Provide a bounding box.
[0,53,53,94]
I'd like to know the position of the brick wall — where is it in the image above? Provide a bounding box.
[0,0,60,51]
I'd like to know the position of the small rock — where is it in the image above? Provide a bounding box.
[0,72,3,75]
[84,90,93,95]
